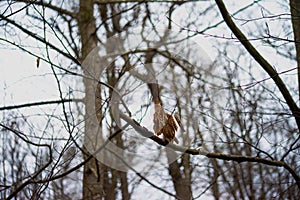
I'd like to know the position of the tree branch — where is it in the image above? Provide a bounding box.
[215,0,300,130]
[119,112,300,189]
[0,99,82,111]
[94,0,203,4]
[0,123,53,200]
[0,14,80,65]
[14,0,77,18]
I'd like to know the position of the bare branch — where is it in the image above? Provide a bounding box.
[94,0,204,4]
[0,14,80,65]
[119,112,300,189]
[14,0,77,18]
[0,99,82,111]
[215,0,300,131]
[0,124,53,200]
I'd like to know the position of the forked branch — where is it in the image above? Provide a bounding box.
[215,0,300,130]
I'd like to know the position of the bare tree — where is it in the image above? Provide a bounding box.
[0,0,299,199]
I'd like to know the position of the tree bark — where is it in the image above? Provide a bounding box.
[290,0,300,104]
[77,0,104,199]
[166,149,192,200]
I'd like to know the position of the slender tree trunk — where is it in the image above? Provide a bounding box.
[166,149,192,200]
[211,159,220,200]
[290,0,300,105]
[78,0,104,199]
[78,1,130,198]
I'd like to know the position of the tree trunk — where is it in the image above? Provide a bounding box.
[290,0,300,104]
[78,0,104,199]
[78,1,130,199]
[166,149,192,200]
